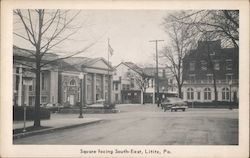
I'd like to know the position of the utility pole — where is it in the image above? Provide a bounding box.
[149,40,164,107]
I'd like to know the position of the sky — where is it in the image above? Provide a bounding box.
[14,10,170,66]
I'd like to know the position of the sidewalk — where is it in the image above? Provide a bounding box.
[13,113,103,139]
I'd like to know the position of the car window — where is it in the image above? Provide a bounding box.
[168,97,182,102]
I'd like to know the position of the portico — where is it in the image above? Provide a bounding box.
[59,57,113,106]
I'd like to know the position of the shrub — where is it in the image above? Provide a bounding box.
[103,102,116,109]
[13,106,51,121]
[186,101,238,108]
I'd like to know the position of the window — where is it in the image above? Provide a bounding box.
[29,96,33,106]
[130,78,134,88]
[207,74,213,83]
[169,79,173,84]
[210,50,215,56]
[213,60,220,70]
[226,74,233,83]
[222,87,230,101]
[69,79,76,86]
[78,88,80,102]
[41,96,47,103]
[162,69,166,78]
[197,92,201,100]
[122,84,130,90]
[114,83,118,91]
[29,85,33,91]
[187,88,194,100]
[201,60,207,71]
[226,60,233,70]
[204,88,211,100]
[189,74,196,83]
[189,62,195,71]
[115,94,119,101]
[63,90,67,102]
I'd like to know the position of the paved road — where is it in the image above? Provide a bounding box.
[14,104,238,145]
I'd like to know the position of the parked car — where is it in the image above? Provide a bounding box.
[44,103,63,113]
[161,97,188,112]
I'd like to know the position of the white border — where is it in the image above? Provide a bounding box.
[1,0,249,157]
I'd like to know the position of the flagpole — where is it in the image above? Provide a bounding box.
[107,38,110,104]
[108,38,110,76]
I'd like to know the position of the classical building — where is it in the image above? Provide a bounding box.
[58,57,113,106]
[13,46,113,107]
[182,40,239,102]
[113,62,176,104]
[13,46,59,106]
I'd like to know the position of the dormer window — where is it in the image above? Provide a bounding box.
[189,62,195,71]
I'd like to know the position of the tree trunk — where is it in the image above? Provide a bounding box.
[213,77,218,107]
[34,62,41,127]
[178,84,182,99]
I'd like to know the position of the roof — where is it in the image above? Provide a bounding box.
[115,62,144,75]
[13,46,58,61]
[13,46,114,72]
[184,41,238,59]
[62,57,113,71]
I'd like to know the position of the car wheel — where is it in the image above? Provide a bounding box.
[182,109,185,112]
[175,109,177,112]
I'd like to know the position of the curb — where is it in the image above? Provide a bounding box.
[13,119,103,140]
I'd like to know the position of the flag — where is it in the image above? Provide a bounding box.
[108,43,114,56]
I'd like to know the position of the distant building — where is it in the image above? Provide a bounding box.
[182,40,239,102]
[13,46,113,107]
[113,62,177,104]
[113,62,145,104]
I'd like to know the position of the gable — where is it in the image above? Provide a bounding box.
[90,59,110,70]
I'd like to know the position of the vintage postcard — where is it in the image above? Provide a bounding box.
[1,0,249,157]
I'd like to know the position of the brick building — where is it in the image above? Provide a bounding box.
[182,40,239,102]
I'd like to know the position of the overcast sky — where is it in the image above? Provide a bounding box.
[14,10,170,66]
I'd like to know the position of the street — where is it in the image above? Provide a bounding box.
[14,104,238,145]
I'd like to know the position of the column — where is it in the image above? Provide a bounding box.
[108,75,113,104]
[83,74,87,107]
[102,74,105,100]
[24,85,29,106]
[17,65,23,106]
[50,70,58,104]
[140,90,143,104]
[92,73,96,103]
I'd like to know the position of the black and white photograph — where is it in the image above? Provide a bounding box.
[1,0,249,158]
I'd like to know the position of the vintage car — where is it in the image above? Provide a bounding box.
[161,97,188,112]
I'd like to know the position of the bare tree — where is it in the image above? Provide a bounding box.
[161,13,199,98]
[14,9,95,127]
[170,10,239,49]
[128,72,150,104]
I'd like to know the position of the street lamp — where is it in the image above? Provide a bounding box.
[79,72,84,118]
[229,80,232,110]
[161,87,165,109]
[22,76,33,133]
